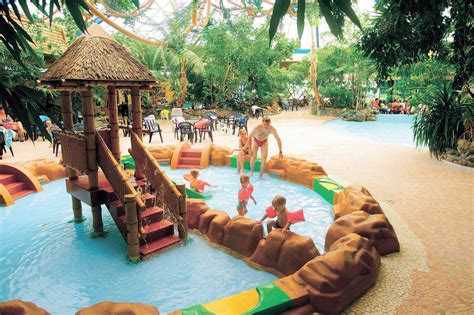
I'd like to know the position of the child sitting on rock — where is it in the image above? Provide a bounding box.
[257,195,305,233]
[184,169,216,193]
[237,174,256,216]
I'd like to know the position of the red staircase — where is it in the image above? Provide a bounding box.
[107,191,180,256]
[176,148,202,169]
[0,173,35,200]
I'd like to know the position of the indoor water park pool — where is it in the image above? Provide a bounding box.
[0,167,333,314]
[325,114,419,147]
[162,165,334,252]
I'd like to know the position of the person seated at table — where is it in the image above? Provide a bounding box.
[0,107,26,141]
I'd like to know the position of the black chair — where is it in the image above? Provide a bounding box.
[195,119,214,143]
[142,117,163,143]
[235,115,249,135]
[0,132,13,159]
[178,122,195,143]
[120,117,131,137]
[204,111,219,130]
[73,123,84,133]
[76,111,83,123]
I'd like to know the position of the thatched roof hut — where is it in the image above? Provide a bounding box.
[39,31,156,88]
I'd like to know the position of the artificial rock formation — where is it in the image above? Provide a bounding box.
[294,233,380,314]
[333,185,384,220]
[325,211,400,255]
[186,199,210,229]
[210,145,232,166]
[222,216,264,257]
[266,156,327,188]
[198,209,230,244]
[18,158,66,181]
[148,145,175,162]
[77,301,159,315]
[0,300,50,315]
[250,230,320,276]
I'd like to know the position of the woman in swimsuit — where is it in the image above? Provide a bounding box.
[232,129,251,174]
[248,116,283,178]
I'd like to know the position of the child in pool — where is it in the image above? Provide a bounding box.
[231,129,251,174]
[237,174,257,216]
[184,169,216,193]
[257,195,302,233]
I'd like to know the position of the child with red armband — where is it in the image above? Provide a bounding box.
[257,195,305,233]
[236,174,256,216]
[183,169,216,193]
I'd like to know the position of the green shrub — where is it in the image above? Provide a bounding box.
[413,85,473,158]
[320,83,352,108]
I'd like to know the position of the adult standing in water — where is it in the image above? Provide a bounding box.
[248,116,283,178]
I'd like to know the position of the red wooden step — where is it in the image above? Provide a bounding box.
[178,157,200,165]
[141,206,163,222]
[140,235,181,256]
[5,182,26,195]
[142,193,155,208]
[0,174,15,185]
[140,220,174,245]
[11,189,34,200]
[176,164,201,169]
[181,150,202,158]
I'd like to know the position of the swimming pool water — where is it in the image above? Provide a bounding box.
[0,180,277,314]
[326,114,418,147]
[162,166,334,252]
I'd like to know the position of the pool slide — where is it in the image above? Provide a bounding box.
[0,163,42,206]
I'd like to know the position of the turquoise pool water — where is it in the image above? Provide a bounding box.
[326,114,418,147]
[0,180,277,314]
[162,166,334,252]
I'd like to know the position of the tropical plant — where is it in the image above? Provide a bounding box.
[413,85,474,158]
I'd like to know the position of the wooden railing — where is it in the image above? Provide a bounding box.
[129,129,187,238]
[57,131,88,172]
[96,131,145,213]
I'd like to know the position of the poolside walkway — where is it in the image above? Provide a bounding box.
[4,108,473,313]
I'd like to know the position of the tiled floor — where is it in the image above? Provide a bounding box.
[4,108,473,313]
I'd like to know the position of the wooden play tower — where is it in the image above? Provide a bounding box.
[39,26,187,261]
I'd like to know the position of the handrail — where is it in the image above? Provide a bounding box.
[129,129,187,237]
[96,131,145,213]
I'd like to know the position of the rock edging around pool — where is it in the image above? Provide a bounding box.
[176,181,400,313]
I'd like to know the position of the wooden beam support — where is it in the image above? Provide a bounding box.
[107,86,121,162]
[81,88,99,190]
[131,86,143,180]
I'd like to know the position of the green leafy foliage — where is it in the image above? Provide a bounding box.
[413,85,473,158]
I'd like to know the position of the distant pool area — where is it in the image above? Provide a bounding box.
[325,114,421,148]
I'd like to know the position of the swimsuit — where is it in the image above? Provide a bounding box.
[241,139,249,154]
[253,137,267,147]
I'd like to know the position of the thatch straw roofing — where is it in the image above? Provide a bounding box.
[40,34,156,85]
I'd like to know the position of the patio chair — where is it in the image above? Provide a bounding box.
[51,127,61,157]
[160,109,170,120]
[0,132,14,159]
[194,119,213,143]
[120,117,131,137]
[178,121,195,143]
[73,123,84,133]
[227,111,240,130]
[76,111,83,123]
[172,116,186,139]
[142,116,163,143]
[204,111,219,130]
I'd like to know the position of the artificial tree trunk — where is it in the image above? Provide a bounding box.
[176,59,187,108]
[310,26,322,115]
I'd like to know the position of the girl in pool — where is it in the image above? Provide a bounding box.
[231,129,251,174]
[257,195,305,233]
[237,174,257,216]
[184,169,216,193]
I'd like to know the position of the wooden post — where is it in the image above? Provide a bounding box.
[125,193,140,262]
[81,88,99,190]
[131,86,143,179]
[60,91,82,220]
[176,183,188,238]
[92,205,104,236]
[107,86,121,162]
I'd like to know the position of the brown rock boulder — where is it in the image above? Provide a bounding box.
[18,158,66,182]
[325,211,400,255]
[266,156,327,188]
[186,199,210,229]
[0,300,50,315]
[77,301,159,314]
[294,233,380,314]
[333,185,384,219]
[207,212,231,245]
[222,216,264,257]
[250,230,320,275]
[148,145,175,162]
[210,145,232,166]
[198,210,230,244]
